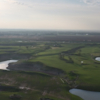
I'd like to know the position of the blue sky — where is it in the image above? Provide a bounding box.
[0,0,100,31]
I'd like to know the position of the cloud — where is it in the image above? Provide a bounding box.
[5,0,15,3]
[3,0,32,8]
[3,0,83,10]
[82,0,100,5]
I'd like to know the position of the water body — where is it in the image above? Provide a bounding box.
[0,60,18,70]
[95,57,100,61]
[69,89,100,100]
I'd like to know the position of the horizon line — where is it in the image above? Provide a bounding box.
[0,28,100,32]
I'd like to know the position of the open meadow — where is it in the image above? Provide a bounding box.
[0,33,100,100]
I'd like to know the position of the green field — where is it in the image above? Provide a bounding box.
[0,40,100,100]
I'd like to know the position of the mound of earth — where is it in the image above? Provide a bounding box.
[7,62,65,75]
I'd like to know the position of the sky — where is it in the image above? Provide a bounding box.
[0,0,100,31]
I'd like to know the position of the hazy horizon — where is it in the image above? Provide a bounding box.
[0,0,100,31]
[0,29,100,33]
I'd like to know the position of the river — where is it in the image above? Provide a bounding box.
[69,89,100,100]
[0,60,18,70]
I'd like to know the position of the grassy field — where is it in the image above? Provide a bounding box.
[0,70,82,100]
[30,44,100,91]
[0,41,100,100]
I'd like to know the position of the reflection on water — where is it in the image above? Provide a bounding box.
[69,89,100,100]
[0,60,18,70]
[95,57,100,61]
